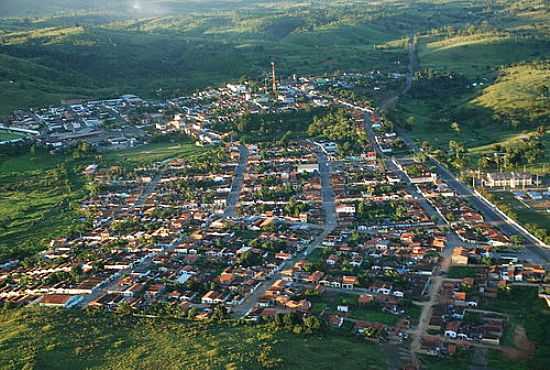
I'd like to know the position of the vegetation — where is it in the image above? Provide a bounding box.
[233,108,326,143]
[307,110,368,155]
[478,188,550,244]
[447,266,480,279]
[0,307,387,370]
[481,286,550,370]
[0,308,281,369]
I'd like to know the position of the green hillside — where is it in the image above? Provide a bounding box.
[2,0,538,115]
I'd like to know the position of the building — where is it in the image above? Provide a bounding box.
[39,294,82,308]
[484,172,532,189]
[451,247,469,266]
[297,163,319,174]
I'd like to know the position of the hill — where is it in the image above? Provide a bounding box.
[1,0,534,115]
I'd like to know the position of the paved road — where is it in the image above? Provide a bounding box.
[231,148,337,318]
[224,144,249,218]
[363,109,446,227]
[378,32,549,264]
[427,157,549,263]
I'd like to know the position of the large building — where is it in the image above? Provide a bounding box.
[484,172,533,188]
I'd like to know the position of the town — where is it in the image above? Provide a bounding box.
[1,70,549,370]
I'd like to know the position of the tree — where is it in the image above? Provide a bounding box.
[451,121,461,133]
[303,316,321,331]
[510,235,523,247]
[405,116,416,129]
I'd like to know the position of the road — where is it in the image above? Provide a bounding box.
[396,130,549,263]
[380,33,416,111]
[224,144,249,218]
[362,108,446,227]
[428,156,549,263]
[231,148,337,318]
[378,32,549,264]
[409,242,453,366]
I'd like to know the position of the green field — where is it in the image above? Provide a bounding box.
[491,191,550,232]
[274,333,386,370]
[480,287,550,370]
[417,33,548,79]
[0,308,387,370]
[0,151,87,261]
[447,266,480,279]
[101,142,209,167]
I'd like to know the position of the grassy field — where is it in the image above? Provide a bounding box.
[0,308,387,370]
[490,191,550,232]
[310,293,400,326]
[0,152,87,261]
[275,333,386,370]
[417,33,548,79]
[100,142,209,167]
[447,266,480,279]
[472,63,550,124]
[398,62,549,173]
[419,353,470,370]
[0,308,279,370]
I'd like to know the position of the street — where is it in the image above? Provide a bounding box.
[224,144,249,218]
[230,148,337,318]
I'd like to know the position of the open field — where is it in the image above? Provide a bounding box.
[274,333,386,370]
[101,141,209,167]
[0,308,387,370]
[417,33,548,79]
[490,191,550,232]
[0,308,279,370]
[0,153,87,261]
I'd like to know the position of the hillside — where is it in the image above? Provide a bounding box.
[390,1,549,173]
[2,0,538,115]
[472,62,550,124]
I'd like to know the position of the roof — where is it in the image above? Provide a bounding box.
[40,294,73,306]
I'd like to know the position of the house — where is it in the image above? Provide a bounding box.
[342,276,359,290]
[307,271,324,284]
[328,315,344,328]
[39,294,82,308]
[297,163,319,174]
[326,255,339,266]
[337,305,349,313]
[451,247,469,266]
[201,290,225,304]
[358,294,374,305]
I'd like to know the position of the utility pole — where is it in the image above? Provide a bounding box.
[271,62,277,97]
